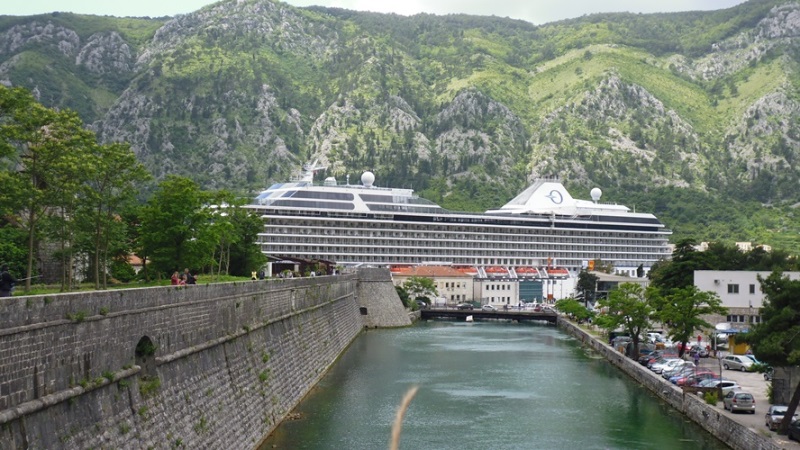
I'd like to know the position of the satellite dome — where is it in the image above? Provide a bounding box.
[361,171,375,187]
[323,177,337,186]
[590,187,602,203]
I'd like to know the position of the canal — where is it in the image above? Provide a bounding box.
[260,321,729,449]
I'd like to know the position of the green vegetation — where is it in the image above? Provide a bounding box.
[66,311,88,323]
[397,276,438,309]
[138,376,161,397]
[2,0,800,274]
[742,272,800,434]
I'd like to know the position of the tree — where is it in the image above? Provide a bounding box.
[648,238,708,295]
[402,276,437,304]
[594,283,655,359]
[209,193,267,277]
[554,298,593,322]
[139,176,214,277]
[0,86,97,290]
[77,142,149,288]
[576,270,598,307]
[652,285,726,358]
[742,272,800,435]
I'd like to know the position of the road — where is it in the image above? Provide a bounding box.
[694,356,799,449]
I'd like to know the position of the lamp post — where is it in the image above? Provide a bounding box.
[714,332,722,379]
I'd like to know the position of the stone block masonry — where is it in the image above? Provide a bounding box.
[0,269,406,449]
[558,319,781,450]
[356,268,412,328]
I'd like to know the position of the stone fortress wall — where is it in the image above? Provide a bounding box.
[0,269,406,449]
[558,319,781,450]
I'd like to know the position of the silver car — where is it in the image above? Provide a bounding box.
[723,391,755,414]
[765,405,799,431]
[722,355,754,372]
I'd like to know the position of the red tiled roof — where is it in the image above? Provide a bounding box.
[390,265,474,277]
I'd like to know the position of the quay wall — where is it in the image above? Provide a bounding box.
[0,269,404,449]
[557,318,780,450]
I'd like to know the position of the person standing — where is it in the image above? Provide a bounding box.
[171,271,181,285]
[0,265,17,297]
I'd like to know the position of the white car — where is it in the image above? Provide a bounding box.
[651,358,683,374]
[481,304,497,311]
[702,380,741,396]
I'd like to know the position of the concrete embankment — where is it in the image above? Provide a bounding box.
[557,318,780,450]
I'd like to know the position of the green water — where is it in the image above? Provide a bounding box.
[260,321,729,450]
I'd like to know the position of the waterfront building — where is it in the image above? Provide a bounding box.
[247,163,672,277]
[390,265,474,305]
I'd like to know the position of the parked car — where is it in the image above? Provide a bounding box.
[652,358,684,374]
[481,304,497,311]
[789,419,800,441]
[456,303,474,310]
[765,405,799,431]
[662,363,695,380]
[700,380,741,396]
[689,345,709,358]
[640,351,677,367]
[723,391,755,414]
[647,355,678,370]
[722,391,756,414]
[680,371,717,386]
[696,378,730,388]
[722,355,754,372]
[667,367,697,383]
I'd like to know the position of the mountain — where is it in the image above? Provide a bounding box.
[1,0,799,250]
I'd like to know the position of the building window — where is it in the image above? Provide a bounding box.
[727,284,739,294]
[749,284,755,294]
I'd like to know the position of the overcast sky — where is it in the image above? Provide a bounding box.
[2,0,747,25]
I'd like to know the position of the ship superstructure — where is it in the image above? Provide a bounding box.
[246,163,671,276]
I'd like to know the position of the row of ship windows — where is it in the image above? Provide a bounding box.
[441,284,512,291]
[262,240,666,254]
[270,219,659,237]
[268,226,664,241]
[264,231,665,249]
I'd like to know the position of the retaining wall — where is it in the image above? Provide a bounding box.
[0,269,402,449]
[356,268,412,328]
[558,319,780,450]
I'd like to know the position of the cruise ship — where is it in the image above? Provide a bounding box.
[247,162,672,276]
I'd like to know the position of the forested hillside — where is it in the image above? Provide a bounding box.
[1,0,799,250]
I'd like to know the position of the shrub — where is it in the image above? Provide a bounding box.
[704,391,718,405]
[139,376,161,397]
[110,260,137,283]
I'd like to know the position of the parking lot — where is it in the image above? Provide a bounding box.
[694,356,800,448]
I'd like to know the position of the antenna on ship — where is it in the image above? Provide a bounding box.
[301,159,327,182]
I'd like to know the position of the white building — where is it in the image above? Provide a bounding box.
[694,270,800,331]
